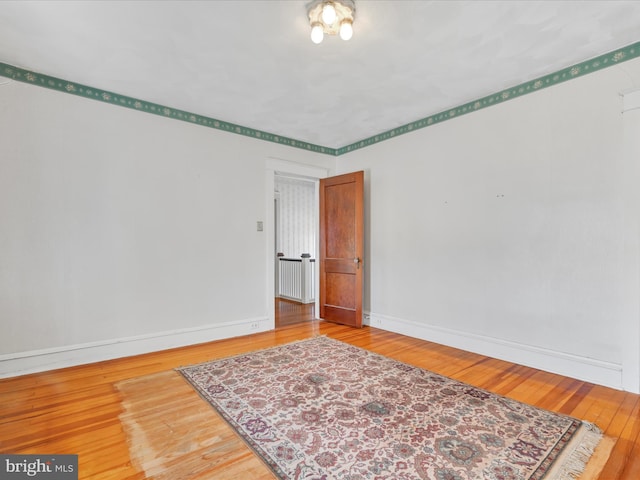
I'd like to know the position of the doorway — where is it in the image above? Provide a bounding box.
[274,173,318,326]
[265,158,329,329]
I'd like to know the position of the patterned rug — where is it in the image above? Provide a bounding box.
[178,336,603,480]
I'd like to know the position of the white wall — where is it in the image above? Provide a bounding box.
[3,57,640,392]
[338,57,640,391]
[0,81,333,376]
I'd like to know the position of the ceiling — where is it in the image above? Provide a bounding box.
[1,1,640,150]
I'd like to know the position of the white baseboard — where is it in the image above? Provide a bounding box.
[3,313,625,391]
[365,312,623,391]
[0,317,272,379]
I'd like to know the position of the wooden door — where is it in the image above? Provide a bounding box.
[319,171,364,327]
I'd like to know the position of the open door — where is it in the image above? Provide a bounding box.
[319,171,364,327]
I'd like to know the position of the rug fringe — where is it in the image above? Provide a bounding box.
[546,422,603,480]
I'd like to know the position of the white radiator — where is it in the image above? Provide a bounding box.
[278,258,315,304]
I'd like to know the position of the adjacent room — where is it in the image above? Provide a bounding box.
[2,1,640,478]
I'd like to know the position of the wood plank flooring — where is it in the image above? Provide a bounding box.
[274,298,314,327]
[1,306,639,479]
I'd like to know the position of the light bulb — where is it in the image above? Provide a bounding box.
[339,20,353,41]
[321,3,337,25]
[311,24,324,44]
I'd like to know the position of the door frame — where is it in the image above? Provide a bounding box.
[265,158,331,328]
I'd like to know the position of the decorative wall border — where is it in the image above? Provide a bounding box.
[337,40,640,155]
[0,61,337,156]
[1,40,639,157]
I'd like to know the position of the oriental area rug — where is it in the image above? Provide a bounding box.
[177,336,604,480]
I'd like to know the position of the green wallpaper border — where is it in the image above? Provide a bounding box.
[337,40,640,155]
[1,40,639,157]
[0,62,337,156]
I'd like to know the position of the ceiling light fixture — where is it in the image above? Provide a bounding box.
[307,0,356,44]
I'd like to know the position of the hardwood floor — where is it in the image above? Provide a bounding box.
[1,314,639,479]
[274,297,315,327]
